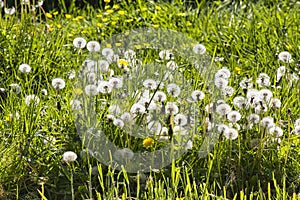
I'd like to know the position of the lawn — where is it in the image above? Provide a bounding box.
[0,0,300,199]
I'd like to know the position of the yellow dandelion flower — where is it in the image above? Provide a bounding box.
[106,43,112,48]
[118,10,126,15]
[111,21,117,25]
[125,19,133,23]
[143,43,151,47]
[102,18,109,22]
[65,14,72,19]
[143,138,154,147]
[101,32,105,36]
[118,59,128,67]
[134,44,142,49]
[115,43,122,47]
[76,16,84,20]
[235,67,241,74]
[81,30,88,34]
[106,9,114,14]
[96,14,102,18]
[97,23,104,28]
[104,5,110,9]
[45,13,52,18]
[53,11,59,15]
[68,33,74,37]
[74,88,83,95]
[113,4,120,9]
[104,0,110,2]
[155,6,161,10]
[5,116,12,123]
[186,21,192,26]
[153,24,159,28]
[56,24,62,29]
[177,12,186,16]
[141,7,148,12]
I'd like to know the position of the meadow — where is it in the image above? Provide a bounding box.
[0,0,300,199]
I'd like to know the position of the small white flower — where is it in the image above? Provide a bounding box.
[73,37,87,49]
[4,7,16,15]
[153,91,167,102]
[268,126,283,137]
[276,66,286,82]
[98,81,112,94]
[224,128,238,140]
[167,83,181,97]
[85,84,98,96]
[261,116,274,129]
[216,103,231,116]
[227,111,241,123]
[87,41,100,52]
[10,84,21,94]
[143,79,157,90]
[25,95,40,106]
[130,103,146,114]
[19,64,31,73]
[67,70,76,80]
[191,90,205,101]
[165,102,179,115]
[214,78,228,90]
[113,118,124,128]
[174,113,188,126]
[166,61,178,71]
[256,73,270,87]
[102,48,114,58]
[193,44,206,55]
[62,151,77,162]
[278,51,292,63]
[159,50,173,60]
[239,77,253,89]
[52,78,66,90]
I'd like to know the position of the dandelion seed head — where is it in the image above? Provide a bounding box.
[85,84,98,96]
[261,116,275,129]
[124,49,136,60]
[62,151,77,162]
[87,41,100,52]
[19,64,31,73]
[130,103,146,114]
[258,89,273,102]
[224,128,238,140]
[102,48,114,58]
[4,7,16,15]
[159,50,172,60]
[217,124,229,134]
[148,121,162,134]
[70,99,82,110]
[10,84,21,94]
[216,103,231,115]
[249,113,260,124]
[153,91,167,102]
[143,79,157,90]
[73,37,87,49]
[166,61,178,71]
[256,73,270,87]
[174,113,188,126]
[278,51,292,63]
[227,111,242,123]
[269,126,283,137]
[191,90,205,101]
[214,78,228,90]
[239,77,253,89]
[167,83,181,97]
[113,118,124,128]
[193,44,206,55]
[25,95,40,106]
[165,102,179,115]
[52,78,66,90]
[98,81,113,94]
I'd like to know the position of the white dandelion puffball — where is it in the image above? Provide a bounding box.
[166,61,178,71]
[249,113,260,124]
[70,99,82,110]
[124,49,136,60]
[217,124,229,134]
[268,126,283,138]
[153,91,167,102]
[167,83,181,97]
[87,41,100,52]
[85,84,98,96]
[215,67,231,79]
[98,60,110,72]
[98,81,112,94]
[174,113,188,126]
[276,66,286,82]
[191,90,205,101]
[278,51,292,63]
[216,103,231,116]
[73,37,87,49]
[19,64,31,73]
[143,79,157,90]
[130,103,146,114]
[224,128,238,140]
[102,48,114,58]
[109,77,123,89]
[4,7,16,15]
[52,78,66,90]
[261,116,275,129]
[113,118,125,128]
[25,95,40,106]
[239,77,253,89]
[62,151,77,162]
[10,83,21,94]
[159,50,172,60]
[227,111,242,123]
[214,78,228,90]
[258,89,273,102]
[293,126,300,135]
[256,73,270,87]
[193,44,206,55]
[165,102,179,115]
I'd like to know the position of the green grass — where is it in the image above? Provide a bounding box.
[0,0,300,199]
